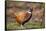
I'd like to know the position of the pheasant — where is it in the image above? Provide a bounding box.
[14,8,32,28]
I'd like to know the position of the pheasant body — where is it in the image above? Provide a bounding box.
[15,11,32,25]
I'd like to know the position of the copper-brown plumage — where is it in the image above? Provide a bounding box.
[15,8,32,25]
[15,12,28,25]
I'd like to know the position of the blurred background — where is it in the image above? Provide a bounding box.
[5,1,45,30]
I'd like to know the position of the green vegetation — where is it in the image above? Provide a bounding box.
[7,21,45,30]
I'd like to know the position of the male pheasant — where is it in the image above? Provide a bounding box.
[14,8,32,28]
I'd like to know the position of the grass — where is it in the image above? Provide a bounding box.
[7,21,45,30]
